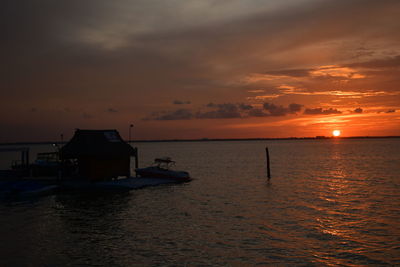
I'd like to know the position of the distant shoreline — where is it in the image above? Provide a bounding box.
[1,135,399,146]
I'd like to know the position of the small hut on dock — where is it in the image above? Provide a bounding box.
[60,129,137,181]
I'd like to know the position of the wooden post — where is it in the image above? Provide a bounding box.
[266,146,271,179]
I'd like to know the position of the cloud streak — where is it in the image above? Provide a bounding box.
[173,100,191,105]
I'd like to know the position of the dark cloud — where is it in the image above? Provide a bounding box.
[197,103,241,119]
[263,69,311,77]
[145,102,266,120]
[289,103,303,113]
[263,103,289,116]
[304,108,342,115]
[248,108,268,117]
[256,55,400,88]
[263,103,302,116]
[386,109,396,113]
[206,103,216,108]
[238,103,253,110]
[136,99,382,124]
[173,100,191,105]
[198,102,302,119]
[148,109,193,120]
[346,55,400,69]
[107,108,118,113]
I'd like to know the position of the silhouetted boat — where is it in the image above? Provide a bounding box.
[135,157,191,182]
[30,151,63,177]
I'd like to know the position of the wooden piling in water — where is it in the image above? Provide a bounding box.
[266,146,271,179]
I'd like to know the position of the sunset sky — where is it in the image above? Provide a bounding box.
[1,0,400,142]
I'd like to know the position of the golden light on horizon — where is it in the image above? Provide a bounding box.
[332,130,341,137]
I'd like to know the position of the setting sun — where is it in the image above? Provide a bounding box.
[332,130,341,137]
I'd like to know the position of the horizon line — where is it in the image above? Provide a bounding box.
[1,135,399,146]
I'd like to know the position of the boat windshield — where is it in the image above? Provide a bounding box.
[36,152,59,162]
[153,157,175,169]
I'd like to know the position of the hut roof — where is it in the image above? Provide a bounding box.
[60,129,136,158]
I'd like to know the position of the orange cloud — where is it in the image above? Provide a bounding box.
[309,65,366,79]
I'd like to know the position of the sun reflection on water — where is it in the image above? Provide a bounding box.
[303,140,399,266]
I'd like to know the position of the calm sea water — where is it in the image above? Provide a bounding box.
[0,138,399,266]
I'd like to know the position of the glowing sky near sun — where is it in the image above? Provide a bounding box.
[1,0,399,141]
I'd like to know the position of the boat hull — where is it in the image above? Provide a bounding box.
[135,167,191,182]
